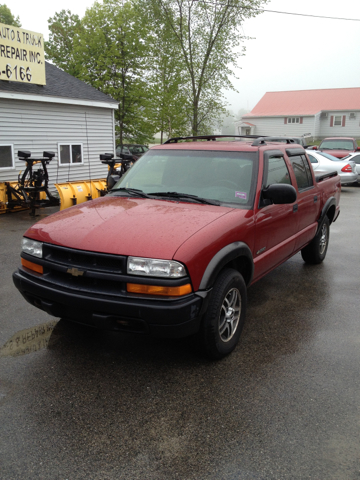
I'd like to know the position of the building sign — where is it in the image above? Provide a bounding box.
[0,22,46,85]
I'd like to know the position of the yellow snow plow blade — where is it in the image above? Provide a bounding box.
[0,182,46,214]
[55,179,106,211]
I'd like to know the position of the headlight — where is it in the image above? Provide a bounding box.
[21,238,43,258]
[127,257,186,278]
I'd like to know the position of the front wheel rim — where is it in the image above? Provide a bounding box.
[218,288,241,342]
[319,224,328,255]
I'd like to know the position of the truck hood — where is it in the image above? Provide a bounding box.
[319,148,349,159]
[25,196,233,259]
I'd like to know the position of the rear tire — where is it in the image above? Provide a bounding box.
[200,268,247,359]
[301,216,330,264]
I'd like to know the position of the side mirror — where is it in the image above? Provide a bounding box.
[357,147,360,151]
[262,184,297,205]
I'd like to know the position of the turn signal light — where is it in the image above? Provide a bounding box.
[127,283,192,296]
[341,164,353,173]
[21,258,43,274]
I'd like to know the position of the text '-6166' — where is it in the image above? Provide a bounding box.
[1,64,32,82]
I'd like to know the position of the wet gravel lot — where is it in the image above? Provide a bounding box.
[1,185,360,480]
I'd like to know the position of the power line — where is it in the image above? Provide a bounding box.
[191,1,360,22]
[260,8,360,22]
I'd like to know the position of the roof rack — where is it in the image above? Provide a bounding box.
[251,137,297,146]
[163,135,262,144]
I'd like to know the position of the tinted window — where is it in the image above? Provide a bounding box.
[290,155,313,190]
[318,151,342,162]
[264,156,291,186]
[307,154,318,164]
[351,154,360,165]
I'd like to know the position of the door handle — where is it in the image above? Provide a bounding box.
[293,204,298,212]
[314,195,318,203]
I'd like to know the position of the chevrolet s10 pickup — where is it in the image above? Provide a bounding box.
[13,136,341,358]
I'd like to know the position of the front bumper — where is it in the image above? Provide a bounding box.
[13,268,206,338]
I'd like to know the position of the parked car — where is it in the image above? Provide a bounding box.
[116,144,149,161]
[306,150,358,185]
[14,136,341,359]
[316,137,360,159]
[263,135,312,148]
[340,152,360,182]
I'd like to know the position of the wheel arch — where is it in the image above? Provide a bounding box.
[199,242,254,290]
[318,197,337,231]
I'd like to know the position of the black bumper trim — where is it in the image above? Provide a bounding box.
[13,270,206,338]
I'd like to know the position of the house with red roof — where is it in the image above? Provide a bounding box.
[235,88,360,140]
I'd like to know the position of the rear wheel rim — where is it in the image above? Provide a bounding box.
[219,288,241,342]
[319,223,328,255]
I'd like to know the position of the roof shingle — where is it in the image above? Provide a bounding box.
[244,88,360,117]
[0,62,118,105]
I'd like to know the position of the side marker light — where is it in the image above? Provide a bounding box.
[21,258,43,274]
[127,283,192,296]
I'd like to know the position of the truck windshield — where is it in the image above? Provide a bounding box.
[112,149,258,208]
[320,140,355,150]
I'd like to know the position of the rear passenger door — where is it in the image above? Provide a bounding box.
[253,150,298,280]
[286,149,320,250]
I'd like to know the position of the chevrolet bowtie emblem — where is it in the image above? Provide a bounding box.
[67,267,85,277]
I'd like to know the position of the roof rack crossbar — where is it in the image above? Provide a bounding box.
[251,137,297,146]
[163,135,263,144]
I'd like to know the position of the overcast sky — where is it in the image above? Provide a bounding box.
[8,0,360,113]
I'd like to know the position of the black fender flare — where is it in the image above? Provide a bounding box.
[199,242,254,290]
[317,196,337,233]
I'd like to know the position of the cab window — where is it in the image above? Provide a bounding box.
[264,156,291,187]
[290,155,313,190]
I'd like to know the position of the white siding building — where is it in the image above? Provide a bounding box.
[0,62,118,188]
[235,88,360,140]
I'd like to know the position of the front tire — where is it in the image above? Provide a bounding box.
[301,216,330,264]
[200,268,247,359]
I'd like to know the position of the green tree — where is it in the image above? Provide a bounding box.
[141,0,268,136]
[0,4,21,27]
[141,9,190,141]
[45,10,83,78]
[75,0,154,143]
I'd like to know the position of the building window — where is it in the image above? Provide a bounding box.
[334,116,342,126]
[0,145,15,170]
[287,117,300,124]
[58,144,83,165]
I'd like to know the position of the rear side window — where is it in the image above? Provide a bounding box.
[264,156,291,187]
[290,155,313,190]
[351,154,360,165]
[307,154,318,164]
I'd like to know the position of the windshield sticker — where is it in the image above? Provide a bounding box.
[235,192,247,200]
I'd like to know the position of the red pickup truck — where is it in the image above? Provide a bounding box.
[316,136,360,158]
[13,136,341,359]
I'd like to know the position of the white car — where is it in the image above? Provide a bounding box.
[306,150,358,185]
[340,152,360,182]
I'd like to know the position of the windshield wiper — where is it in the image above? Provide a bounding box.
[108,188,153,198]
[150,191,220,205]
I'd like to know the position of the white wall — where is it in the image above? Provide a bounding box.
[319,112,360,138]
[236,116,314,137]
[235,112,360,139]
[0,98,116,188]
